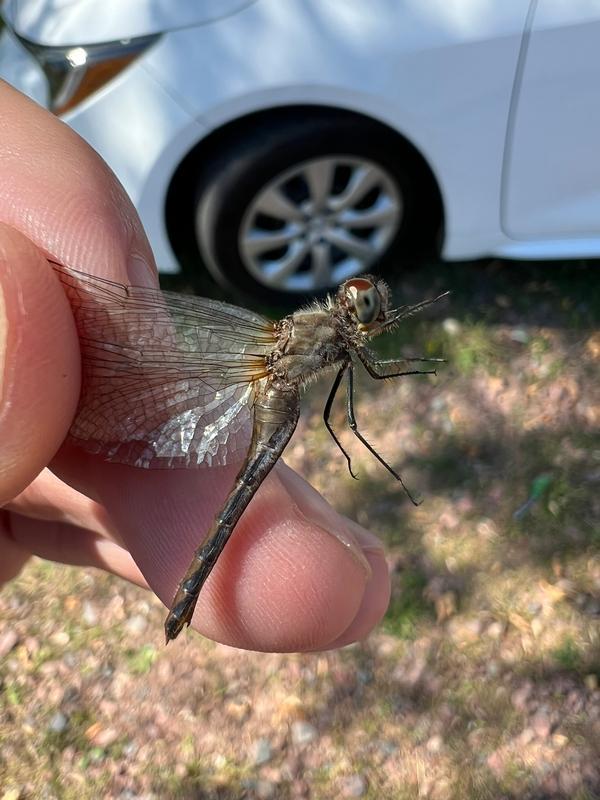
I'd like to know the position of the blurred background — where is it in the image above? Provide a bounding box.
[0,2,599,798]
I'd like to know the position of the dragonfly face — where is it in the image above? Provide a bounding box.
[51,261,447,642]
[336,276,388,328]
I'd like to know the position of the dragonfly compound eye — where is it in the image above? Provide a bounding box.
[345,282,381,325]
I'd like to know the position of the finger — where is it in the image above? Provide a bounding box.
[6,469,389,644]
[0,511,31,584]
[7,512,149,589]
[0,82,156,287]
[53,448,391,652]
[7,467,390,648]
[5,469,389,648]
[5,468,118,542]
[316,520,391,649]
[0,225,81,504]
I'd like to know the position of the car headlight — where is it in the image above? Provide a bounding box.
[14,33,161,115]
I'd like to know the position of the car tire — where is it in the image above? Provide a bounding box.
[193,111,438,304]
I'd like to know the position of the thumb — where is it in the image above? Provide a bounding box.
[0,223,80,504]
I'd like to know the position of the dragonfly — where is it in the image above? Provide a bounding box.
[51,261,448,643]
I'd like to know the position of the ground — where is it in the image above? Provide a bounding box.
[1,258,599,800]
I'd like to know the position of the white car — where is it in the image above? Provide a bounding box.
[1,0,599,301]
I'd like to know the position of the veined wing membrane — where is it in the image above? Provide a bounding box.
[53,264,277,468]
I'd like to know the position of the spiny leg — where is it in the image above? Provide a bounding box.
[374,356,446,364]
[358,351,439,381]
[376,291,452,332]
[323,364,358,480]
[346,366,421,506]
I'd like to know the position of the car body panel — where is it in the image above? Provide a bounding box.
[2,0,258,43]
[503,0,600,241]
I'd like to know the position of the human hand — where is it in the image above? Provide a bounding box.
[0,81,390,651]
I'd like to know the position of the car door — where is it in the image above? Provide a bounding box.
[503,0,600,243]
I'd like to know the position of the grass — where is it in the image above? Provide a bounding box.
[123,643,158,675]
[553,637,584,671]
[383,567,432,639]
[444,320,502,376]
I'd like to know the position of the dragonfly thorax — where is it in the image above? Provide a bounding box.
[270,308,352,384]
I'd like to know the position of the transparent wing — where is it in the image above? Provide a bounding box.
[54,264,277,468]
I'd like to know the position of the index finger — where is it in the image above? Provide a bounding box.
[0,80,155,500]
[0,81,157,288]
[0,224,80,502]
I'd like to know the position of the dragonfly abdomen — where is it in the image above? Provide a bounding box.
[164,382,300,642]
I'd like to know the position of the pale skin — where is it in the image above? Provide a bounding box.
[0,81,390,651]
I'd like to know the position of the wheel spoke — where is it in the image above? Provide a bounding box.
[310,241,333,288]
[243,225,302,256]
[303,159,335,213]
[261,240,311,284]
[324,228,378,262]
[336,197,399,229]
[328,165,380,212]
[253,186,305,222]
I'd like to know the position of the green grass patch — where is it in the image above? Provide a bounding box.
[383,568,432,639]
[552,637,584,671]
[124,643,158,675]
[3,680,23,707]
[447,322,502,376]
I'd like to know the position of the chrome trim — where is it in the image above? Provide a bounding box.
[13,33,161,112]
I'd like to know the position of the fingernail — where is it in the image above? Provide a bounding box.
[0,280,6,406]
[277,464,376,576]
[127,253,159,289]
[344,518,387,556]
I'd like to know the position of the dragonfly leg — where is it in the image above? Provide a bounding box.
[323,364,358,480]
[359,351,439,380]
[373,356,446,364]
[345,366,421,506]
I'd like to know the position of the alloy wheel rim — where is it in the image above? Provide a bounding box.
[239,156,403,292]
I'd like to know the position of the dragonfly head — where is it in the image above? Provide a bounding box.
[338,275,389,332]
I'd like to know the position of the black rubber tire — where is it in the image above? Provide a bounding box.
[194,111,436,305]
